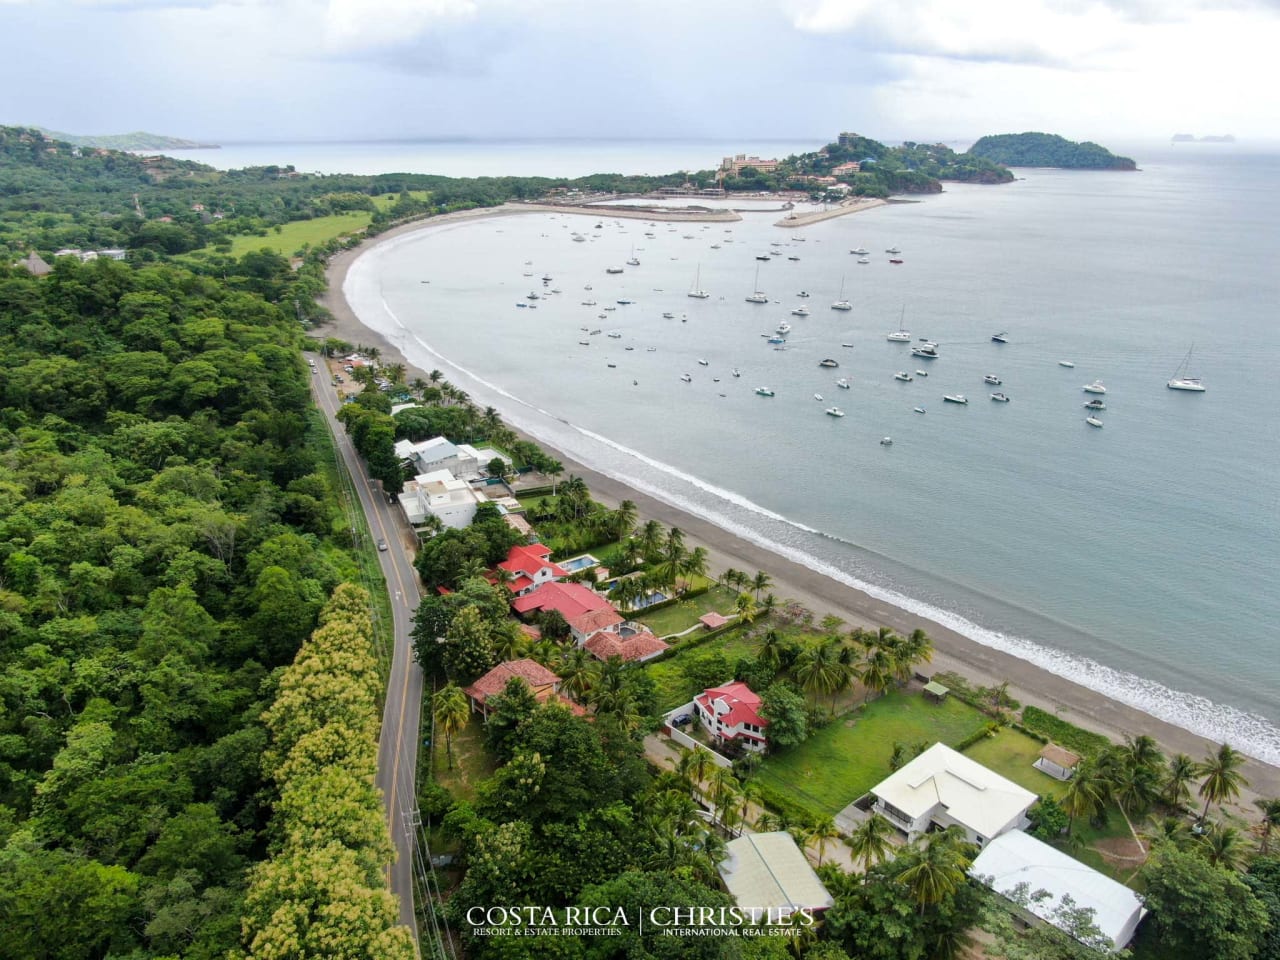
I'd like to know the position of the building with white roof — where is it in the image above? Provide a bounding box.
[394,436,478,479]
[397,469,486,529]
[970,829,1146,950]
[719,832,834,923]
[869,743,1037,847]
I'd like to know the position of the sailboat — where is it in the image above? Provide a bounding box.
[1167,345,1206,392]
[831,275,852,311]
[886,306,911,342]
[626,244,640,267]
[687,264,709,299]
[746,264,768,304]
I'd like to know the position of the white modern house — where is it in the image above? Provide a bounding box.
[397,469,487,529]
[869,743,1037,846]
[394,436,478,479]
[719,832,834,924]
[970,829,1146,950]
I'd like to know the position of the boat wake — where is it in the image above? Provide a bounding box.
[348,236,1280,767]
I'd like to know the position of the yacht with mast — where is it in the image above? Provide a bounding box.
[831,275,852,311]
[1167,346,1206,392]
[688,265,709,299]
[886,307,911,342]
[746,264,768,304]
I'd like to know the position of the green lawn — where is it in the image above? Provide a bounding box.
[635,585,738,638]
[646,625,764,711]
[963,728,1067,799]
[428,713,497,802]
[372,190,432,212]
[755,691,991,820]
[224,211,373,257]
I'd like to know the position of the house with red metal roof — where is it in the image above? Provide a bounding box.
[462,659,586,718]
[511,581,623,644]
[694,681,768,752]
[496,543,567,597]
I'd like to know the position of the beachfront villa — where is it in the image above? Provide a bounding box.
[869,743,1037,846]
[970,830,1146,950]
[394,436,478,479]
[496,543,567,597]
[694,682,768,753]
[509,580,669,661]
[397,468,487,529]
[719,832,834,923]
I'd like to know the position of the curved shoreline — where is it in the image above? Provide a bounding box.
[320,207,1280,803]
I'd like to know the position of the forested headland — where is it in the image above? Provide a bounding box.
[967,132,1138,170]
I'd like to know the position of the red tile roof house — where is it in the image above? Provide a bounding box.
[510,580,668,662]
[463,659,586,718]
[695,682,769,753]
[511,581,623,644]
[496,543,567,597]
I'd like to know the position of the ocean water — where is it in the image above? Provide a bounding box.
[341,141,1280,763]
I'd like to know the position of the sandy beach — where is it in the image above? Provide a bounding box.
[320,208,1280,805]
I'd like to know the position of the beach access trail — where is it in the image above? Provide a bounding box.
[320,204,1280,810]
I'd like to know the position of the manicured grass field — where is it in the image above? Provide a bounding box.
[372,190,432,212]
[755,691,991,820]
[636,585,738,638]
[963,728,1067,799]
[224,211,373,257]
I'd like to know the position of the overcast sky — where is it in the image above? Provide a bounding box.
[1,0,1276,144]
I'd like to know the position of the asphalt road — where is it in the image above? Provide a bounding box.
[307,357,423,935]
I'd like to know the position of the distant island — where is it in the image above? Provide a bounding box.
[1172,133,1236,143]
[967,132,1137,170]
[34,127,219,151]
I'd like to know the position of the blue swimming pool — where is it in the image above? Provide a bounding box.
[559,554,600,573]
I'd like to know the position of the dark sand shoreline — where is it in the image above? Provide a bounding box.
[319,206,1280,805]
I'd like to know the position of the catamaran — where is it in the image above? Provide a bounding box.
[746,264,768,304]
[1167,345,1206,392]
[688,265,709,299]
[831,275,852,311]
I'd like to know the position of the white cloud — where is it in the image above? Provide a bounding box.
[322,0,478,53]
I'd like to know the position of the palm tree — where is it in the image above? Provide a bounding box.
[811,816,840,867]
[680,546,710,589]
[857,644,895,703]
[682,746,716,797]
[1162,753,1197,810]
[432,683,471,770]
[557,647,597,703]
[480,406,502,437]
[758,629,785,672]
[1255,798,1280,855]
[1198,819,1252,871]
[637,519,664,561]
[734,591,758,624]
[794,641,840,709]
[1195,743,1249,822]
[1061,756,1112,833]
[845,814,895,877]
[660,528,687,590]
[750,570,773,601]
[1141,814,1193,852]
[611,499,638,540]
[902,628,934,674]
[721,566,742,591]
[428,368,444,383]
[709,767,740,822]
[897,828,972,915]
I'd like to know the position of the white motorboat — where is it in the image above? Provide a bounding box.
[990,392,1010,402]
[813,393,824,401]
[825,407,845,417]
[755,387,775,397]
[616,298,634,305]
[818,358,839,368]
[732,368,741,378]
[662,312,674,319]
[880,436,893,445]
[851,247,869,255]
[915,369,928,378]
[944,394,968,404]
[1058,360,1075,368]
[911,342,939,359]
[1168,346,1206,392]
[680,374,692,383]
[1083,399,1106,410]
[698,359,709,366]
[791,306,810,317]
[991,332,1009,344]
[836,378,851,389]
[797,291,811,298]
[984,374,1002,385]
[1086,416,1104,428]
[894,371,914,382]
[776,321,792,334]
[857,257,871,264]
[913,406,926,414]
[885,246,901,254]
[1083,381,1107,394]
[606,267,624,274]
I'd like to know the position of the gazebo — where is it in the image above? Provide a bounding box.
[922,680,950,704]
[1034,743,1082,781]
[699,612,730,631]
